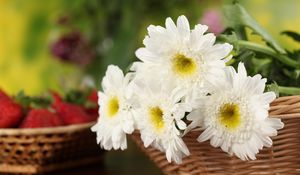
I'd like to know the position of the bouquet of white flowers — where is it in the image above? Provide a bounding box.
[91,2,300,174]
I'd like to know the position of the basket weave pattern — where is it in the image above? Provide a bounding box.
[132,95,300,175]
[0,122,103,174]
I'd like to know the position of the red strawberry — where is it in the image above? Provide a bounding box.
[50,90,63,106]
[85,89,99,121]
[0,91,23,128]
[20,109,64,128]
[54,101,95,125]
[88,89,98,104]
[0,89,10,101]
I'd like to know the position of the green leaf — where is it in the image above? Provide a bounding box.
[217,36,300,69]
[286,49,300,61]
[223,3,286,54]
[251,57,272,76]
[281,31,300,43]
[266,82,279,97]
[283,68,300,80]
[295,70,300,79]
[65,89,89,105]
[15,90,51,110]
[15,90,31,109]
[238,50,255,62]
[218,32,240,52]
[30,97,52,109]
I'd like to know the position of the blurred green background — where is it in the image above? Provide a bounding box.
[0,0,299,95]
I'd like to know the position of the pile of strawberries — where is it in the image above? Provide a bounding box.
[0,89,99,129]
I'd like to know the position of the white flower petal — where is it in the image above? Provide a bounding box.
[261,92,276,104]
[189,24,208,50]
[166,148,172,162]
[122,120,134,134]
[179,141,190,156]
[197,33,216,51]
[170,87,187,104]
[141,132,155,147]
[220,140,230,153]
[266,118,284,130]
[205,43,233,60]
[120,133,128,150]
[210,136,223,147]
[112,127,122,143]
[165,17,178,37]
[176,119,187,130]
[184,109,203,135]
[193,24,208,35]
[197,127,215,142]
[177,15,190,38]
[102,65,124,92]
[237,62,247,78]
[135,48,160,63]
[250,75,265,94]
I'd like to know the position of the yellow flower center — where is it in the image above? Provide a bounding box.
[107,96,120,118]
[172,54,197,77]
[149,106,164,132]
[218,103,241,130]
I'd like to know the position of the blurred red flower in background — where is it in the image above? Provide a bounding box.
[51,32,94,66]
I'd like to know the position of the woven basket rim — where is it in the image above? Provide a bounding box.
[271,95,300,102]
[0,122,95,136]
[269,95,300,119]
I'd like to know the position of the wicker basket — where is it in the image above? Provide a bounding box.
[0,122,103,174]
[131,95,300,175]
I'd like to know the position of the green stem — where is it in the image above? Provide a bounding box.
[237,40,300,69]
[278,86,300,95]
[235,26,248,40]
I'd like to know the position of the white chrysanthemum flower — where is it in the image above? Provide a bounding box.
[132,76,191,164]
[135,15,233,98]
[187,63,284,161]
[91,65,135,150]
